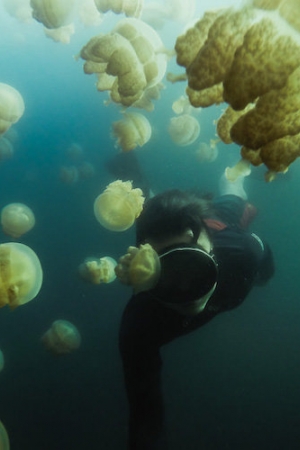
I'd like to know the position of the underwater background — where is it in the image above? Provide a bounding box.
[1,1,300,449]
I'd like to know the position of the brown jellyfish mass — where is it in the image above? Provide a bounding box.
[0,242,43,310]
[0,83,25,135]
[41,320,81,355]
[79,18,167,107]
[1,203,35,238]
[79,256,117,284]
[174,0,300,180]
[94,180,145,231]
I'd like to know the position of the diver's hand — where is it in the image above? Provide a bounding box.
[115,244,161,293]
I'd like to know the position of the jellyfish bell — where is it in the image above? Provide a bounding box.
[30,0,76,29]
[94,180,145,231]
[1,203,35,238]
[168,114,200,146]
[0,421,9,450]
[0,242,43,310]
[41,320,81,355]
[195,140,218,163]
[112,112,152,152]
[0,83,25,136]
[79,256,117,284]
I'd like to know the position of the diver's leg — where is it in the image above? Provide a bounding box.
[119,295,168,450]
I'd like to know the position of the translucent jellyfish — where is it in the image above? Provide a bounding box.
[79,256,117,284]
[78,0,103,27]
[94,180,145,231]
[0,242,43,309]
[59,165,79,184]
[66,142,84,161]
[2,0,32,23]
[80,18,167,107]
[43,23,75,44]
[168,114,200,146]
[1,203,35,238]
[172,95,194,115]
[164,0,196,23]
[78,161,95,180]
[41,320,81,355]
[30,0,76,29]
[0,138,14,162]
[112,112,152,152]
[94,0,143,18]
[0,83,25,135]
[195,140,218,163]
[0,349,4,372]
[0,421,9,450]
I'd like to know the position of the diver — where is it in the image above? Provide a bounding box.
[109,153,275,450]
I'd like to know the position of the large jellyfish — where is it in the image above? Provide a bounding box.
[79,256,117,284]
[94,180,145,231]
[0,421,9,450]
[41,320,81,355]
[80,18,167,107]
[0,83,25,135]
[30,0,76,28]
[94,0,143,18]
[168,114,200,146]
[173,1,300,179]
[0,242,43,309]
[112,112,152,151]
[1,203,35,238]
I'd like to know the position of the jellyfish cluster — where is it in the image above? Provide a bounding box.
[174,0,300,180]
[79,256,117,284]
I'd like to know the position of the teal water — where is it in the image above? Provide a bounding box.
[0,2,300,449]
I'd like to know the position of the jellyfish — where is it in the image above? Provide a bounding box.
[78,161,95,180]
[0,421,9,450]
[225,159,251,182]
[94,0,143,18]
[2,0,32,23]
[78,0,103,27]
[94,180,145,232]
[164,0,196,23]
[0,349,4,372]
[112,112,152,152]
[1,203,35,238]
[195,140,218,163]
[0,83,25,135]
[30,0,76,29]
[43,23,75,44]
[0,242,43,309]
[168,114,200,146]
[59,166,79,184]
[66,142,84,161]
[41,320,81,355]
[78,256,117,284]
[80,18,167,107]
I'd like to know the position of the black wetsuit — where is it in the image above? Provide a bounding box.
[119,195,274,450]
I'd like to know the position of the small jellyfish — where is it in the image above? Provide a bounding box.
[41,320,81,355]
[0,349,4,372]
[195,140,218,163]
[1,203,35,238]
[0,242,43,309]
[94,180,145,231]
[79,256,117,284]
[59,165,79,184]
[0,421,9,450]
[168,114,200,146]
[112,112,152,152]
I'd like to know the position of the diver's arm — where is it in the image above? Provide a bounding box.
[115,244,161,294]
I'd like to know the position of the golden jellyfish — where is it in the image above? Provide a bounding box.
[195,140,218,163]
[94,0,143,18]
[0,138,14,162]
[2,0,33,23]
[94,180,145,232]
[172,95,194,115]
[168,114,200,146]
[164,0,196,23]
[30,0,76,29]
[59,165,79,184]
[112,112,152,152]
[80,18,167,107]
[0,421,9,450]
[0,83,25,136]
[1,203,35,238]
[0,242,43,310]
[43,23,75,44]
[0,349,4,372]
[79,256,117,284]
[78,0,103,27]
[41,320,81,355]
